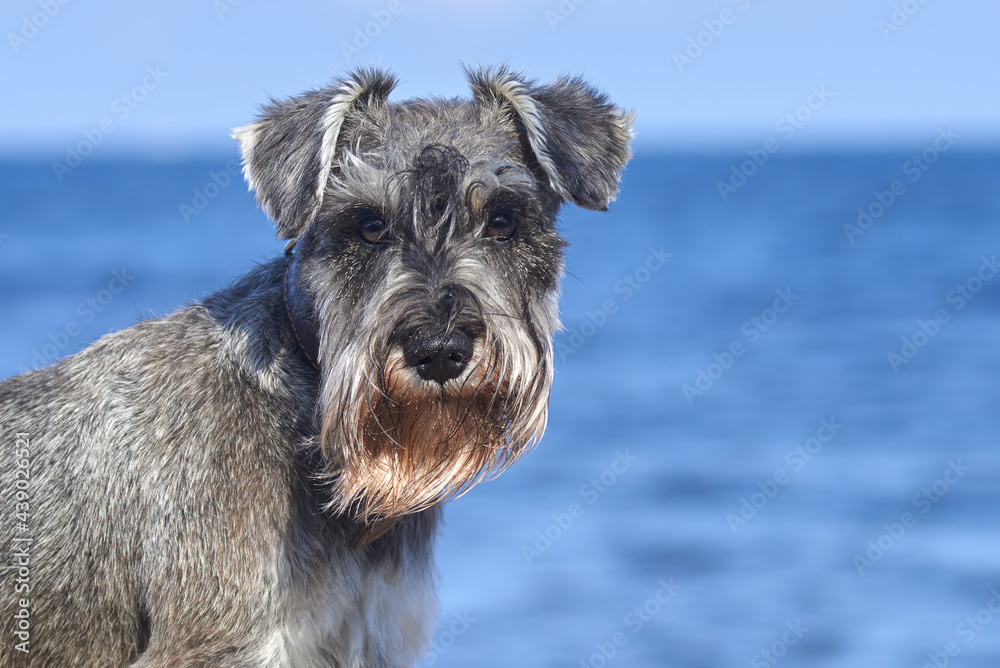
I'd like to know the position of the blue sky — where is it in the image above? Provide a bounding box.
[2,0,998,156]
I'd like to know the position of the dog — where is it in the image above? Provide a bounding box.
[0,65,633,667]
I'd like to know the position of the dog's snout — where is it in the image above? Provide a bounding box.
[437,285,473,320]
[440,289,457,315]
[402,328,475,385]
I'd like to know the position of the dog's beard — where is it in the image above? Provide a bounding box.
[319,331,551,524]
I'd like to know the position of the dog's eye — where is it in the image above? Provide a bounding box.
[485,213,517,241]
[359,216,390,244]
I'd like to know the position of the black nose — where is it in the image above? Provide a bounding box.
[402,328,475,385]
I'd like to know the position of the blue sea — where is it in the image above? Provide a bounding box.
[2,148,999,667]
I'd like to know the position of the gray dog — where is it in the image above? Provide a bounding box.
[0,65,632,667]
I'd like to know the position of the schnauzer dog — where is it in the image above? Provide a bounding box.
[0,65,632,667]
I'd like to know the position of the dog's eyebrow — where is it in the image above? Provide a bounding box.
[463,161,536,212]
[325,150,410,213]
[494,162,536,185]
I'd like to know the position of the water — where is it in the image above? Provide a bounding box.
[1,149,999,667]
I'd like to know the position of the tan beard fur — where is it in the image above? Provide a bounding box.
[321,339,549,540]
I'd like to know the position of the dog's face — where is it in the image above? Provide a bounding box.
[235,66,633,522]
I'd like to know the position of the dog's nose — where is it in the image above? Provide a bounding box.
[402,329,475,385]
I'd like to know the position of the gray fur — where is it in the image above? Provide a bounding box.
[0,65,632,667]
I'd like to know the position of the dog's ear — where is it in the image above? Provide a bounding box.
[465,65,634,211]
[233,67,397,239]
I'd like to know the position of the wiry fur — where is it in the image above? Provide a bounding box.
[311,144,560,522]
[0,65,632,667]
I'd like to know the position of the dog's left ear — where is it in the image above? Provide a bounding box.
[466,66,635,211]
[233,67,397,239]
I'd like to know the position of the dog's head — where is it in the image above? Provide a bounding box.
[234,65,633,524]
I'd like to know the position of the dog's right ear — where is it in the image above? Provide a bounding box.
[233,67,397,239]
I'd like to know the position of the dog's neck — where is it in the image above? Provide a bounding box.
[284,241,322,372]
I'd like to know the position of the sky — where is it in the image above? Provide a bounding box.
[2,0,998,156]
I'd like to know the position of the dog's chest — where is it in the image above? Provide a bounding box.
[260,550,437,668]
